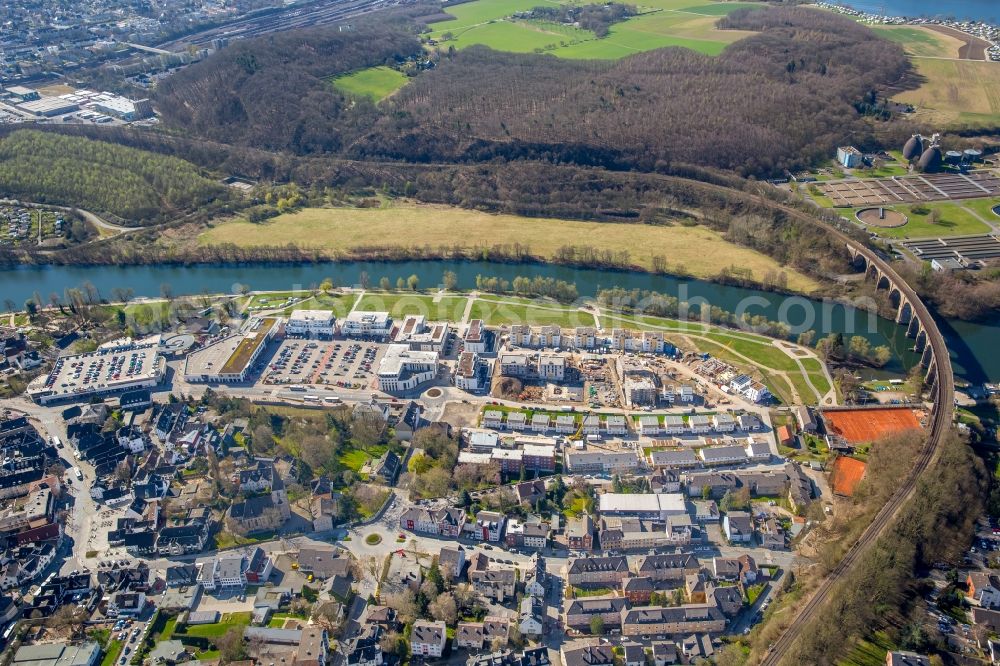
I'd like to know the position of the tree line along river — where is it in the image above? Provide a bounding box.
[1,259,996,384]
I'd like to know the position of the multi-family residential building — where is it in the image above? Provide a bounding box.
[620,605,727,636]
[286,310,336,337]
[566,556,629,587]
[634,554,700,584]
[468,510,506,542]
[723,511,754,543]
[394,315,448,353]
[522,444,556,473]
[564,597,627,631]
[470,568,516,602]
[573,327,597,349]
[505,520,551,549]
[538,355,565,381]
[377,345,439,393]
[410,621,447,658]
[564,449,639,474]
[342,312,393,339]
[399,507,467,537]
[455,352,489,391]
[464,320,491,354]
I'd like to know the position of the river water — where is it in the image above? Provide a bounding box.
[1,260,996,383]
[838,0,1000,23]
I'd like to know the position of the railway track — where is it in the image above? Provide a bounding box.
[156,0,402,51]
[736,192,956,666]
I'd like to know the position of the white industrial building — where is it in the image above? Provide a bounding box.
[286,310,336,337]
[377,344,439,393]
[598,493,686,520]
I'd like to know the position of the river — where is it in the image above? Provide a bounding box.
[837,0,1000,23]
[1,260,996,383]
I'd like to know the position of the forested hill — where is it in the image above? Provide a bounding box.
[155,25,423,154]
[0,130,229,225]
[367,6,910,175]
[154,6,909,177]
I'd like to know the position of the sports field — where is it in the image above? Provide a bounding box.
[821,407,922,444]
[830,455,867,497]
[332,66,409,100]
[892,58,1000,127]
[199,203,818,291]
[428,0,758,58]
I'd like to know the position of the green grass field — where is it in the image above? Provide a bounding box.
[200,203,818,291]
[469,300,595,328]
[428,0,758,58]
[332,66,409,100]
[871,25,960,58]
[703,332,799,372]
[867,202,991,239]
[959,196,1000,222]
[100,641,124,666]
[801,357,832,396]
[180,612,253,638]
[355,293,469,320]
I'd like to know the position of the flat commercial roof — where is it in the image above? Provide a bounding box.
[288,309,335,324]
[220,318,276,375]
[599,493,685,515]
[30,338,161,400]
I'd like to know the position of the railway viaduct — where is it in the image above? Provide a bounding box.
[754,209,955,666]
[845,246,940,388]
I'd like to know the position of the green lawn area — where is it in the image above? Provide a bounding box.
[960,196,1000,222]
[244,291,316,309]
[702,333,799,372]
[428,0,758,58]
[180,612,253,638]
[836,631,897,666]
[277,292,356,317]
[469,300,594,328]
[338,448,370,472]
[871,25,955,58]
[572,586,614,597]
[801,357,832,396]
[355,293,469,320]
[332,66,409,100]
[213,530,276,550]
[868,202,991,239]
[100,641,124,666]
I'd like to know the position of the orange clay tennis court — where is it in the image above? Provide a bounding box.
[822,408,922,444]
[831,456,867,497]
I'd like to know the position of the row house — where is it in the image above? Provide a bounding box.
[634,554,700,585]
[467,510,506,542]
[399,507,467,538]
[505,520,551,549]
[566,556,629,587]
[564,596,627,632]
[620,605,727,637]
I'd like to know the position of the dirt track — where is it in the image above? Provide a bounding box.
[928,24,989,60]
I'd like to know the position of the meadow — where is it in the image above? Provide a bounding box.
[332,66,409,100]
[871,25,962,58]
[892,57,1000,127]
[199,202,818,291]
[427,0,758,58]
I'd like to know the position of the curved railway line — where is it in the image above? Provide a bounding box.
[682,183,956,666]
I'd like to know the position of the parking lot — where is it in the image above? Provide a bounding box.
[261,339,386,388]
